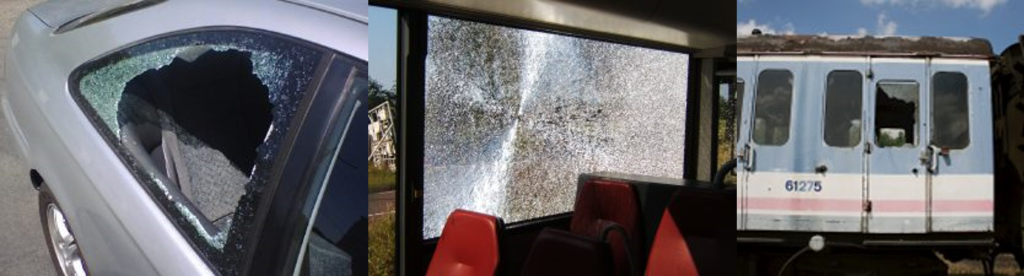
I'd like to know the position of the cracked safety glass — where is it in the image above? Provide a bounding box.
[423,17,690,239]
[72,29,323,273]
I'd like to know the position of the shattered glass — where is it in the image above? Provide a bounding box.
[73,30,322,272]
[423,17,689,238]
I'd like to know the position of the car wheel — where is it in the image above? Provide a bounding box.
[39,183,89,276]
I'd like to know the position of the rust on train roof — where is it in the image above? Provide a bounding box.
[738,34,994,59]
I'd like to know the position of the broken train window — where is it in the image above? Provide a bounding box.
[71,29,325,271]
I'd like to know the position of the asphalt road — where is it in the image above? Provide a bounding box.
[369,191,395,218]
[0,0,56,275]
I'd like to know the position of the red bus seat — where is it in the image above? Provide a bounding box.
[520,228,614,276]
[571,179,644,276]
[646,189,734,276]
[426,209,503,276]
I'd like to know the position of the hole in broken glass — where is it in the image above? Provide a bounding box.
[109,47,273,247]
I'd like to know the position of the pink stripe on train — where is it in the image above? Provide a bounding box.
[746,198,992,213]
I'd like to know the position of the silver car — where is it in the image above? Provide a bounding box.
[4,0,368,275]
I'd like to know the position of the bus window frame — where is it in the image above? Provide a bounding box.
[371,3,708,275]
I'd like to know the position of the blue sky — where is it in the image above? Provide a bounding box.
[369,6,397,87]
[738,0,1024,53]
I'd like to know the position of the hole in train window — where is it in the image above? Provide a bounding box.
[824,71,863,147]
[932,72,970,149]
[423,16,689,239]
[71,29,324,273]
[753,70,792,146]
[875,81,919,148]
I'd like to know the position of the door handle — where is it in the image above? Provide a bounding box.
[738,144,755,171]
[924,145,946,173]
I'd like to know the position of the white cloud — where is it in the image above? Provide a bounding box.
[859,0,1007,16]
[737,19,796,37]
[876,13,898,36]
[855,12,898,36]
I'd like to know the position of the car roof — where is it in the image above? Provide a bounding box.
[27,0,367,66]
[282,0,366,23]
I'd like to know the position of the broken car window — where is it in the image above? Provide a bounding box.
[73,29,324,274]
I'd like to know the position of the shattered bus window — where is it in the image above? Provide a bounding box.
[423,17,689,238]
[72,30,323,273]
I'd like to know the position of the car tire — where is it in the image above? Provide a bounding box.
[38,182,90,276]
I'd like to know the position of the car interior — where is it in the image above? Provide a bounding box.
[115,47,273,230]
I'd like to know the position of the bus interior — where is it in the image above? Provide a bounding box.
[369,1,737,275]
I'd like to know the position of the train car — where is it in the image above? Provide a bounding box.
[734,33,1024,275]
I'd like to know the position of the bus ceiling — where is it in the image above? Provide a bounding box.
[738,34,994,59]
[370,0,736,54]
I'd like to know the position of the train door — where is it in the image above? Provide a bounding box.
[813,58,869,232]
[926,61,994,232]
[866,58,929,233]
[736,58,749,230]
[739,57,806,231]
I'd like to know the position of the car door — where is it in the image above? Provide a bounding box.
[246,55,368,276]
[927,61,994,232]
[866,58,928,233]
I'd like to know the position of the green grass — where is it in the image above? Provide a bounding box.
[369,165,396,193]
[369,214,395,276]
[717,118,737,186]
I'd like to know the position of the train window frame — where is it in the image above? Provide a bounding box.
[874,80,920,148]
[931,71,971,150]
[736,78,745,143]
[823,70,863,148]
[752,69,794,146]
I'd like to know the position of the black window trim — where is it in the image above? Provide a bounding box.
[243,54,368,276]
[66,26,359,275]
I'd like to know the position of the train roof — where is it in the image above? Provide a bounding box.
[738,34,993,59]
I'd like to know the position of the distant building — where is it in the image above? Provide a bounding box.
[369,102,396,171]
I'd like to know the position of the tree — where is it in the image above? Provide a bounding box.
[369,78,396,108]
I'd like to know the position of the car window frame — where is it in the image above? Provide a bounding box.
[243,54,367,276]
[66,26,342,274]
